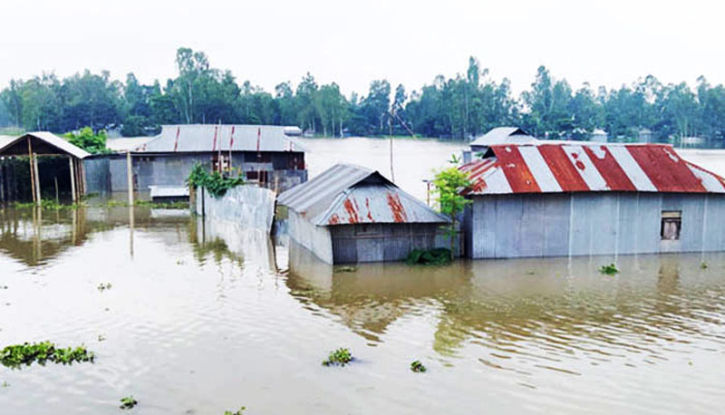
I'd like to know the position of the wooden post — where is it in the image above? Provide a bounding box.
[54,176,59,205]
[126,151,133,206]
[33,153,41,206]
[28,137,36,205]
[69,157,77,203]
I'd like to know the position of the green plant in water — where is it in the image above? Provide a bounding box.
[0,341,94,368]
[223,407,246,415]
[410,360,427,373]
[97,283,112,292]
[186,163,245,198]
[1,381,9,388]
[334,266,357,273]
[406,248,452,265]
[599,263,619,275]
[700,262,708,269]
[433,162,472,261]
[322,348,353,367]
[119,396,138,409]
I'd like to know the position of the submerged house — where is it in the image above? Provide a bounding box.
[460,141,725,259]
[277,163,450,264]
[85,124,307,199]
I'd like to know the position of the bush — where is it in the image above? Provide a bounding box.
[63,127,109,154]
[186,163,244,198]
[406,248,452,265]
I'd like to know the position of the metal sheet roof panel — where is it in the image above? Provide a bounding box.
[139,124,306,153]
[462,143,725,196]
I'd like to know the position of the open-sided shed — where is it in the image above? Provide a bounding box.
[0,132,89,204]
[278,163,450,264]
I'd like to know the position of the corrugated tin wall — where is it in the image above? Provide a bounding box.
[467,193,725,259]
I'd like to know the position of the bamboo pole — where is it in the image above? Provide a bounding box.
[28,137,36,205]
[33,153,41,206]
[126,151,133,206]
[69,157,77,203]
[54,176,59,205]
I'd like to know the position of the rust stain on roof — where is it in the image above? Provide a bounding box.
[365,198,375,222]
[343,198,360,223]
[328,214,340,225]
[386,192,408,223]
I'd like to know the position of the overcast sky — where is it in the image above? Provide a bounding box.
[1,0,723,97]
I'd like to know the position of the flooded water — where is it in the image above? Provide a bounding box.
[1,205,724,415]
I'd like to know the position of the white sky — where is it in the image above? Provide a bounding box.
[1,0,723,98]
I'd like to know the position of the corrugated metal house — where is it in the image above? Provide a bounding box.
[460,141,725,259]
[84,124,307,199]
[278,163,450,264]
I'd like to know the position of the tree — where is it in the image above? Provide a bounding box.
[64,126,108,154]
[433,161,471,260]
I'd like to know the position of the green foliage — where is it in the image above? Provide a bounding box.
[433,163,471,260]
[97,283,113,292]
[599,263,619,275]
[322,348,353,367]
[1,341,94,368]
[119,396,138,410]
[104,199,189,209]
[186,163,244,198]
[410,360,427,373]
[700,262,708,269]
[63,127,109,154]
[406,248,452,265]
[223,408,246,415]
[13,199,85,210]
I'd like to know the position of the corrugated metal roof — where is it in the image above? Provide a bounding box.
[0,132,90,159]
[278,163,449,226]
[138,124,305,153]
[0,135,14,148]
[106,136,154,152]
[469,127,537,147]
[461,143,725,195]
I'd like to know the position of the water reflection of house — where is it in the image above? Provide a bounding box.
[460,130,725,259]
[84,125,307,200]
[278,163,450,264]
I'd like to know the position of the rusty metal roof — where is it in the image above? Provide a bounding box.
[461,143,725,195]
[469,127,537,148]
[278,163,449,226]
[137,124,305,153]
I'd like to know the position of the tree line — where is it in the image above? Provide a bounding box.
[1,47,725,146]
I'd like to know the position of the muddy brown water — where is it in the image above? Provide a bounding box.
[1,205,724,415]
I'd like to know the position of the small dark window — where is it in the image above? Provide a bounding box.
[355,224,381,236]
[661,211,682,240]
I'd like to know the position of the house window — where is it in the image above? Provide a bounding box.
[661,211,682,240]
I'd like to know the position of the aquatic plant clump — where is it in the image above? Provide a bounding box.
[599,263,619,275]
[410,360,427,373]
[119,396,138,409]
[406,248,452,265]
[0,341,94,368]
[97,283,113,292]
[322,348,353,367]
[223,407,246,415]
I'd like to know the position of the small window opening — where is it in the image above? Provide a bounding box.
[661,211,682,240]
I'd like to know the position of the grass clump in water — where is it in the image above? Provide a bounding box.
[700,262,708,269]
[406,248,452,265]
[599,263,619,275]
[334,266,357,273]
[322,348,353,367]
[0,341,94,368]
[223,407,246,415]
[97,283,113,292]
[410,360,427,372]
[119,396,138,409]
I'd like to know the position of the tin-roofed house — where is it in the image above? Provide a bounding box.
[460,141,725,259]
[277,163,450,264]
[84,124,307,200]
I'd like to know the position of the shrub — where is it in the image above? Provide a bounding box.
[186,163,244,198]
[406,248,452,265]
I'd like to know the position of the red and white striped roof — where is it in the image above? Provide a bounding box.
[461,144,725,195]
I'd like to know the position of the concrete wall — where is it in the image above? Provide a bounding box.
[288,210,333,264]
[194,184,276,233]
[466,192,725,259]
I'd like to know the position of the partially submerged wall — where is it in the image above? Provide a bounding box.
[288,210,333,264]
[194,184,276,233]
[467,192,725,259]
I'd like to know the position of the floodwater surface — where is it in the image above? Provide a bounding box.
[1,206,724,415]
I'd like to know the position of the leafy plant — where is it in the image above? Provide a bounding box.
[700,262,708,269]
[223,407,246,415]
[599,263,619,275]
[322,348,353,367]
[119,396,138,410]
[63,127,110,154]
[406,248,452,265]
[186,163,245,198]
[410,360,427,373]
[433,163,471,261]
[0,342,94,368]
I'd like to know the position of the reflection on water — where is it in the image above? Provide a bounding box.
[0,207,724,415]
